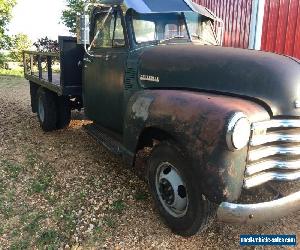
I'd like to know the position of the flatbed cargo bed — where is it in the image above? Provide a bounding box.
[23,36,85,96]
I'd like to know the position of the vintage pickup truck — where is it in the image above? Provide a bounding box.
[23,0,300,236]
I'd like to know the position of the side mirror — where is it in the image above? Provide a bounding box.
[77,15,90,45]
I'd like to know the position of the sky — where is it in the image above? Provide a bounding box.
[8,0,71,42]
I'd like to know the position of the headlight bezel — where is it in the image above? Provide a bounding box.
[226,112,251,151]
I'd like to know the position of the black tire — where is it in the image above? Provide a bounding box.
[147,141,214,237]
[56,96,71,129]
[36,88,57,132]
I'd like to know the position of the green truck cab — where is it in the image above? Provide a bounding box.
[23,0,300,236]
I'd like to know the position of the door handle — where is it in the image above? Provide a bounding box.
[105,55,110,61]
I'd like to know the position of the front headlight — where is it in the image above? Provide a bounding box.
[226,112,251,150]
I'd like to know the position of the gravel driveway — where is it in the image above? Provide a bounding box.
[0,76,299,249]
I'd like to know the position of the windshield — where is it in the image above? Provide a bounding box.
[132,12,189,44]
[131,11,218,45]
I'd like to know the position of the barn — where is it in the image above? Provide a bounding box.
[195,0,300,59]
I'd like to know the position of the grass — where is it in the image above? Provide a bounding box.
[103,216,117,229]
[28,159,54,195]
[0,176,16,218]
[29,171,53,194]
[0,196,14,219]
[63,210,76,233]
[134,191,149,201]
[0,68,24,77]
[44,193,58,205]
[7,190,16,203]
[24,213,45,235]
[11,229,19,237]
[0,179,6,193]
[54,207,76,233]
[94,226,102,234]
[0,74,25,88]
[25,150,39,168]
[0,131,134,248]
[79,190,87,200]
[10,239,30,250]
[36,229,60,249]
[85,225,106,247]
[2,160,23,179]
[112,200,125,214]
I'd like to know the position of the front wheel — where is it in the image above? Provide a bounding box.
[147,141,214,236]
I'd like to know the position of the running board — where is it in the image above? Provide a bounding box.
[84,124,124,155]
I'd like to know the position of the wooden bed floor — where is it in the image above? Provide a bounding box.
[30,72,61,85]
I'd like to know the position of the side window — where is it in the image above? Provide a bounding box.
[112,12,126,47]
[133,20,156,43]
[164,21,188,39]
[92,12,114,49]
[165,24,178,39]
[91,10,125,49]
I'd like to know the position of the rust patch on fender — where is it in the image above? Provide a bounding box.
[132,96,153,121]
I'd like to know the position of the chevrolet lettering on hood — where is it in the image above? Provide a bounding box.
[140,74,160,83]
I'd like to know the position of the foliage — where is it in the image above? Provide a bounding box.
[0,34,12,50]
[10,33,31,62]
[33,37,59,52]
[61,0,97,34]
[0,52,8,67]
[0,0,17,49]
[0,67,23,77]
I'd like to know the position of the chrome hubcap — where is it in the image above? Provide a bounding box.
[38,97,45,123]
[155,162,188,218]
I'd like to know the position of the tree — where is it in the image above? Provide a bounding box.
[33,37,59,53]
[0,51,9,67]
[62,0,96,34]
[0,0,17,49]
[10,33,31,62]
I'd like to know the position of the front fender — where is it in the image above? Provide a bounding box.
[123,90,269,203]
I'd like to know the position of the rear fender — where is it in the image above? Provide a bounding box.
[29,81,39,113]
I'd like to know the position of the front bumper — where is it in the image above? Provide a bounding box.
[217,191,300,224]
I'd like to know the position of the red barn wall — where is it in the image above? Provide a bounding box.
[194,0,253,48]
[261,0,300,59]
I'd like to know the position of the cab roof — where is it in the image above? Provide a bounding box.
[99,0,217,20]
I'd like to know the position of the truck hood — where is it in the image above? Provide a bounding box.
[137,44,300,117]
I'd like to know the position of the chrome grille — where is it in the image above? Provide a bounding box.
[244,120,300,189]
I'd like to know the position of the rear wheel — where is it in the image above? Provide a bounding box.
[37,88,57,132]
[147,141,214,236]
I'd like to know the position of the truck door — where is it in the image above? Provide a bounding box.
[83,7,127,134]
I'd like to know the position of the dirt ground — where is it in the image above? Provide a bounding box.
[0,75,299,249]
